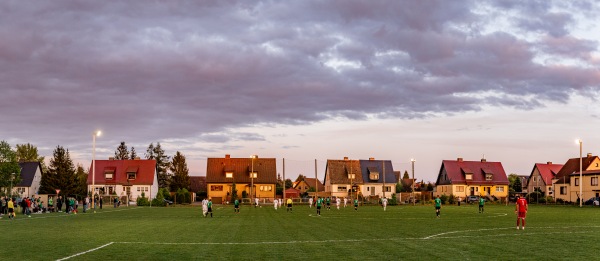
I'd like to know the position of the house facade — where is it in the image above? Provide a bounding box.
[553,154,600,203]
[87,158,158,201]
[435,158,509,199]
[206,154,277,204]
[293,178,325,194]
[12,162,43,197]
[358,158,396,199]
[526,162,563,197]
[324,158,362,198]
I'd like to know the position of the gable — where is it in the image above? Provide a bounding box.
[16,162,42,187]
[88,159,156,185]
[586,158,600,171]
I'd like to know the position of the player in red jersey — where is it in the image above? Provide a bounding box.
[515,195,528,230]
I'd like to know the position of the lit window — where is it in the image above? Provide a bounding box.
[575,178,579,186]
[457,186,464,192]
[211,185,223,191]
[486,174,493,181]
[250,172,257,178]
[226,172,233,178]
[348,173,355,179]
[105,172,113,180]
[465,174,472,180]
[592,177,598,186]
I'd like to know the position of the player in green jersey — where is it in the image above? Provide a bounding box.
[434,195,442,218]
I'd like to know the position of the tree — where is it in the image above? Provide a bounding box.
[73,164,88,197]
[130,147,138,160]
[15,143,48,174]
[402,171,410,179]
[512,176,523,193]
[114,142,129,160]
[285,179,293,189]
[0,141,21,196]
[145,142,171,189]
[40,146,78,197]
[508,173,521,192]
[169,151,190,192]
[295,174,306,182]
[231,182,238,201]
[276,173,283,196]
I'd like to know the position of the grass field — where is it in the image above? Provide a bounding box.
[1,203,599,260]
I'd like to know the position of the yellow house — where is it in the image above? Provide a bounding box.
[206,154,277,204]
[435,158,509,200]
[553,154,600,203]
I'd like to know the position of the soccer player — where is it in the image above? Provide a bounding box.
[478,196,485,213]
[308,197,313,208]
[7,198,15,220]
[273,199,278,210]
[336,197,341,210]
[255,198,259,208]
[316,197,322,216]
[326,197,331,210]
[434,195,441,218]
[515,195,528,230]
[286,198,293,212]
[207,199,213,218]
[382,197,388,211]
[344,197,347,208]
[354,198,359,211]
[234,199,240,213]
[202,198,208,217]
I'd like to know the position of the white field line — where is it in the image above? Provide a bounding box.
[423,225,600,239]
[308,212,508,219]
[56,242,114,261]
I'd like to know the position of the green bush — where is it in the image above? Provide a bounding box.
[136,192,150,206]
[389,194,398,205]
[151,189,166,207]
[440,194,448,204]
[448,194,456,205]
[175,188,191,204]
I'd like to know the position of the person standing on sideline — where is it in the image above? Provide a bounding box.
[273,199,278,210]
[286,198,293,212]
[234,199,240,213]
[83,196,89,213]
[308,197,313,208]
[344,197,347,208]
[515,195,528,230]
[478,197,485,213]
[382,197,388,211]
[48,197,53,213]
[336,197,341,210]
[434,195,442,218]
[316,197,322,216]
[354,198,359,211]
[99,197,103,209]
[207,199,213,218]
[7,198,15,220]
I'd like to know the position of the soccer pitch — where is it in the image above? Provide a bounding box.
[1,204,599,260]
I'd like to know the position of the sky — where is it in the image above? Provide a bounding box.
[1,0,600,183]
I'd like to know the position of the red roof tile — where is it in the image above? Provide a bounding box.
[532,163,563,185]
[206,156,277,184]
[87,159,156,185]
[436,159,509,186]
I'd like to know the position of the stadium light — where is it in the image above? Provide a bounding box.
[92,130,102,213]
[251,155,257,202]
[411,158,416,206]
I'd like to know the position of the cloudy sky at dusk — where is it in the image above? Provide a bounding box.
[2,0,600,182]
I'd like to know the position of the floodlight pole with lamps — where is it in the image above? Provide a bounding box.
[411,158,416,206]
[577,139,583,207]
[251,155,257,202]
[92,130,101,213]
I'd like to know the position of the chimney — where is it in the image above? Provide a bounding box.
[343,157,348,160]
[481,158,487,162]
[587,153,593,158]
[225,154,230,159]
[109,157,115,160]
[547,162,552,165]
[369,157,375,161]
[457,158,463,162]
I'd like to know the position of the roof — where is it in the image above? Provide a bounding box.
[530,163,563,185]
[206,156,277,184]
[16,162,42,187]
[436,159,509,186]
[303,178,325,191]
[555,155,599,179]
[190,176,206,192]
[324,159,363,185]
[87,159,156,185]
[359,159,396,184]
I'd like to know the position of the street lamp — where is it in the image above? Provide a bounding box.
[576,139,582,207]
[92,130,102,213]
[251,155,257,201]
[411,158,416,206]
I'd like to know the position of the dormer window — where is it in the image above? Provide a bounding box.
[127,172,136,180]
[348,173,355,179]
[368,167,379,181]
[226,172,233,178]
[126,166,138,180]
[465,174,472,180]
[250,172,257,178]
[104,169,114,180]
[485,174,493,181]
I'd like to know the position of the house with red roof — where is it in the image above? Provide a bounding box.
[293,177,325,194]
[553,153,600,203]
[434,158,509,200]
[206,154,277,204]
[526,162,563,197]
[87,158,158,201]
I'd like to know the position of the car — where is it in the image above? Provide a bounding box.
[584,197,599,206]
[163,199,173,205]
[466,196,479,203]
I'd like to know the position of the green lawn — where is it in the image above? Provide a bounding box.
[1,203,599,260]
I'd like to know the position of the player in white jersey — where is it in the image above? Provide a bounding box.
[344,197,347,208]
[274,199,278,210]
[382,197,388,211]
[201,199,208,217]
[309,197,313,208]
[336,197,341,210]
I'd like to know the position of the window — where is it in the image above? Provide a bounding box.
[367,187,370,191]
[105,172,113,180]
[337,186,347,192]
[486,174,493,181]
[457,186,464,192]
[575,178,579,186]
[127,172,136,180]
[533,177,536,182]
[384,186,391,192]
[211,185,223,191]
[145,187,148,192]
[592,177,598,186]
[369,173,379,181]
[465,174,472,180]
[250,172,257,178]
[496,186,504,192]
[348,173,355,179]
[560,186,567,195]
[260,186,272,191]
[137,187,141,192]
[226,172,233,178]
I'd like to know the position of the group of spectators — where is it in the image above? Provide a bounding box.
[0,195,106,218]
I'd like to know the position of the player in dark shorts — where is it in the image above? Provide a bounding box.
[326,197,331,210]
[207,199,213,218]
[316,197,322,216]
[234,199,240,213]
